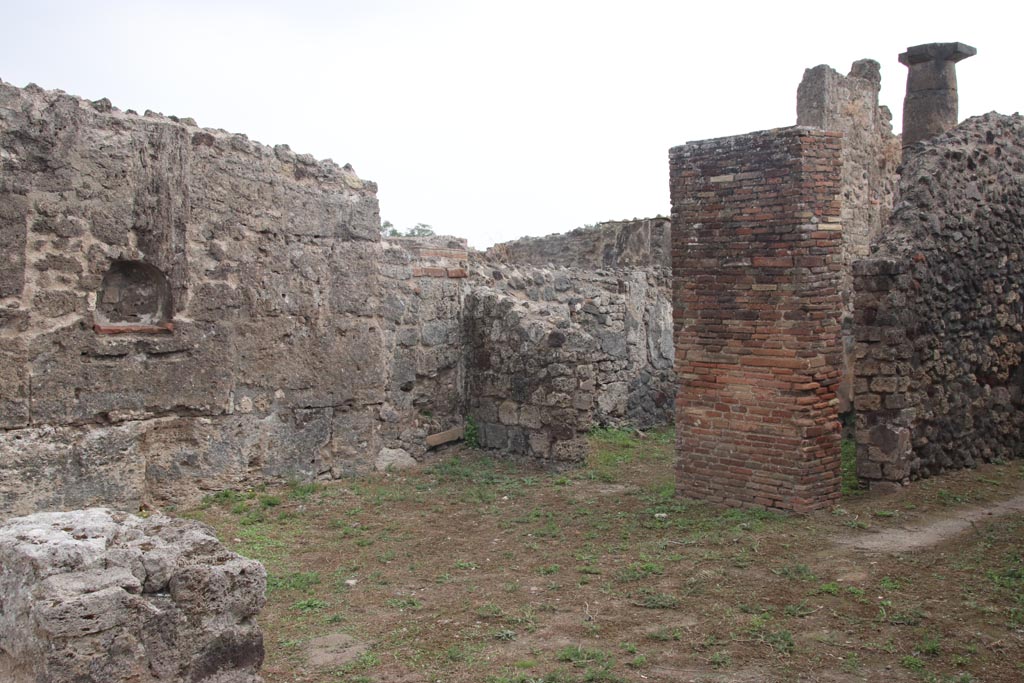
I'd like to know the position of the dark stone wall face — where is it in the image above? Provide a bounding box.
[671,127,844,512]
[853,113,1024,486]
[465,262,674,466]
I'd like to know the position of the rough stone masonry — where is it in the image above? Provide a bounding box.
[0,79,392,516]
[0,78,675,517]
[2,41,1019,519]
[797,59,901,412]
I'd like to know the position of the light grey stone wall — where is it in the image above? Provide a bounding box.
[377,236,469,459]
[0,508,266,683]
[0,79,676,516]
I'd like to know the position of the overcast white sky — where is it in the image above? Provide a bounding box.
[1,1,1019,247]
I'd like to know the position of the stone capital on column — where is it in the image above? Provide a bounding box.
[899,42,976,150]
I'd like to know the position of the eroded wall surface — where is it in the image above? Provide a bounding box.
[797,59,901,412]
[671,127,844,512]
[797,60,900,276]
[377,236,468,460]
[0,508,266,683]
[853,113,1024,486]
[0,80,389,514]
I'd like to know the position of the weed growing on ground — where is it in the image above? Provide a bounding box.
[840,436,863,495]
[385,597,423,610]
[773,564,816,581]
[288,480,320,501]
[292,597,328,612]
[632,588,680,609]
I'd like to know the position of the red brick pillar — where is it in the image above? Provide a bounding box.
[669,127,844,512]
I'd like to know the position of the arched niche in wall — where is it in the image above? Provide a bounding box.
[93,260,174,334]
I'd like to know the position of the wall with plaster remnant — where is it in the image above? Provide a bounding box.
[0,79,405,515]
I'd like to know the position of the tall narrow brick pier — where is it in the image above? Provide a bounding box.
[670,127,844,512]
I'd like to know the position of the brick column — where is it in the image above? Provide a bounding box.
[669,127,844,512]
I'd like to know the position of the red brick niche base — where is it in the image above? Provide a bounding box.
[669,127,844,512]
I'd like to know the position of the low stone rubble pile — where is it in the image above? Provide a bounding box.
[0,508,266,682]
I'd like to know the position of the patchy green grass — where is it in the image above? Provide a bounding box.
[189,425,1024,683]
[841,437,863,495]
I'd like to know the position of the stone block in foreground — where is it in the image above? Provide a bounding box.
[0,508,266,683]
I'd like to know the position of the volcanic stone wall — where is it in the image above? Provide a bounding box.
[485,217,671,270]
[0,80,390,515]
[853,113,1024,486]
[797,60,901,289]
[670,127,844,512]
[465,262,674,465]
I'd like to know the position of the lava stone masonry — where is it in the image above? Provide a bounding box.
[853,113,1024,487]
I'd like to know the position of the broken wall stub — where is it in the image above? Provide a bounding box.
[0,80,388,514]
[853,113,1024,488]
[797,59,901,412]
[0,508,266,683]
[485,217,671,270]
[466,261,674,465]
[670,127,844,512]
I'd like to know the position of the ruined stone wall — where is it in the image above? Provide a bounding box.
[466,261,674,465]
[485,217,671,270]
[0,80,389,515]
[797,59,901,412]
[0,79,678,517]
[853,113,1024,487]
[671,127,844,512]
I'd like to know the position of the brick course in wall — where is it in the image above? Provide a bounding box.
[670,127,844,512]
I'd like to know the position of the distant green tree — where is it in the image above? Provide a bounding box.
[381,221,436,237]
[405,223,435,237]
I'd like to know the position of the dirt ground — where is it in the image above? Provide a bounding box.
[187,428,1024,683]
